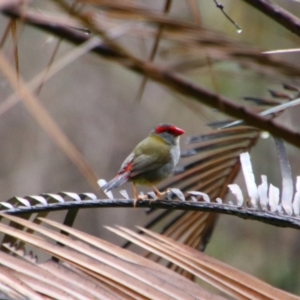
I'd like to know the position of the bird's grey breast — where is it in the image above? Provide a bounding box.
[155,140,180,181]
[170,137,180,167]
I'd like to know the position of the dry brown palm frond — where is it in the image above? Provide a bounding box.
[0,214,297,300]
[0,215,223,299]
[111,225,300,300]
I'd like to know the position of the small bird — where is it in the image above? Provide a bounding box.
[102,123,185,206]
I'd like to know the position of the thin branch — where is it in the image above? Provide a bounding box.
[213,0,242,32]
[242,0,300,37]
[1,198,300,230]
[3,7,300,149]
[135,0,172,102]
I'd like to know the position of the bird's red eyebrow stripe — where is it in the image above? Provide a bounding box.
[156,125,185,135]
[155,126,165,134]
[172,127,185,135]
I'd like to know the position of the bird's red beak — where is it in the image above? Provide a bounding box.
[173,126,185,136]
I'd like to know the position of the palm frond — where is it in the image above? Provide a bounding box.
[0,214,297,299]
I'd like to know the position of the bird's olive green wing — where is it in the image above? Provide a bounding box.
[128,135,172,177]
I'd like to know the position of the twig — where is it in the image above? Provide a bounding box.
[1,198,300,230]
[213,0,242,32]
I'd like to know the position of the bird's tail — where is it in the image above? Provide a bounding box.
[102,172,129,191]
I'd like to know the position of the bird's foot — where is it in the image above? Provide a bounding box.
[150,188,172,204]
[133,194,148,207]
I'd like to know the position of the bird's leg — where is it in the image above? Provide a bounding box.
[150,185,171,203]
[152,185,165,198]
[132,182,147,207]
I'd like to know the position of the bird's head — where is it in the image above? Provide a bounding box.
[151,123,185,145]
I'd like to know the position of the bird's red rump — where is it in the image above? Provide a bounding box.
[125,162,133,172]
[117,162,133,176]
[155,124,185,136]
